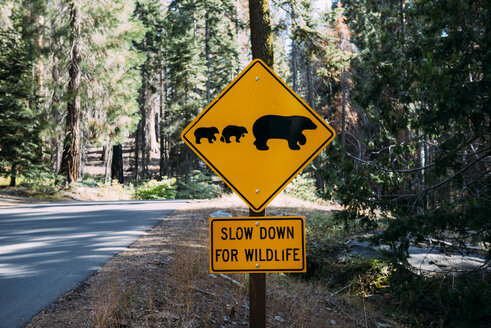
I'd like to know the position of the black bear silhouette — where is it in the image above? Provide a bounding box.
[220,125,248,143]
[194,127,219,144]
[252,115,317,150]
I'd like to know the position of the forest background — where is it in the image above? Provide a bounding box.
[0,0,489,326]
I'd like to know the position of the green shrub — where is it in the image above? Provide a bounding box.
[387,266,490,327]
[176,170,222,199]
[284,173,319,202]
[21,170,61,195]
[134,177,177,199]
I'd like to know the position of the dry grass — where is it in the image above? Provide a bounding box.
[25,196,397,328]
[74,182,133,201]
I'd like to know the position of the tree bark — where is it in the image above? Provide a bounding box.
[249,0,274,67]
[144,88,158,159]
[104,140,113,184]
[289,1,297,92]
[10,164,17,187]
[140,72,148,180]
[340,67,347,146]
[135,126,140,183]
[159,59,167,180]
[60,2,81,185]
[136,62,148,182]
[205,5,211,103]
[111,144,124,183]
[35,15,44,93]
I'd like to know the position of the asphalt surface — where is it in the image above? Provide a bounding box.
[0,200,189,328]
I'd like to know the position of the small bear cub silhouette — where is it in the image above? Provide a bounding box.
[252,115,317,150]
[194,127,219,144]
[220,125,248,143]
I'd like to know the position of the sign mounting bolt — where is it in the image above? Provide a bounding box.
[256,189,260,194]
[256,263,260,268]
[255,221,259,226]
[255,76,259,81]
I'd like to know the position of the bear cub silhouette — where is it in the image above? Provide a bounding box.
[252,115,317,150]
[220,125,248,143]
[194,127,219,144]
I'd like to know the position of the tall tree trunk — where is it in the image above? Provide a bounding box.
[111,144,124,183]
[35,15,44,93]
[104,140,113,184]
[291,40,298,92]
[289,1,297,92]
[306,63,323,193]
[340,67,347,146]
[144,89,158,161]
[79,137,86,180]
[249,0,274,67]
[184,149,190,181]
[306,63,314,108]
[60,3,81,185]
[10,164,17,187]
[135,126,140,183]
[205,7,211,103]
[184,86,190,181]
[159,60,167,180]
[141,75,147,180]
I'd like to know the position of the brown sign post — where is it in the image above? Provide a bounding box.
[249,209,266,328]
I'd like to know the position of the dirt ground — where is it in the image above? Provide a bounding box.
[22,194,398,328]
[0,188,53,207]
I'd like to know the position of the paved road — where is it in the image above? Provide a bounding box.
[0,200,189,328]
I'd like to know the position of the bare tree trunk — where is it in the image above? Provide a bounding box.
[185,149,190,181]
[159,60,167,180]
[249,0,274,67]
[306,63,323,193]
[10,164,17,187]
[289,1,297,92]
[60,3,81,185]
[136,62,148,182]
[340,68,347,146]
[205,6,211,103]
[79,137,86,180]
[104,140,113,184]
[291,40,298,92]
[35,15,44,93]
[51,135,63,173]
[144,89,158,158]
[111,144,124,183]
[141,75,148,180]
[135,127,140,183]
[306,63,314,108]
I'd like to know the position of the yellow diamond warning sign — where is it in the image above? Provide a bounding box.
[209,217,306,273]
[181,59,335,212]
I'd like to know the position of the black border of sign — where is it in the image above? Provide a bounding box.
[182,60,335,212]
[209,217,306,273]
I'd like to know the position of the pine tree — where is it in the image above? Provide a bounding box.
[59,1,82,185]
[133,0,166,181]
[164,0,239,179]
[337,0,490,263]
[31,0,144,184]
[84,0,144,183]
[0,7,44,186]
